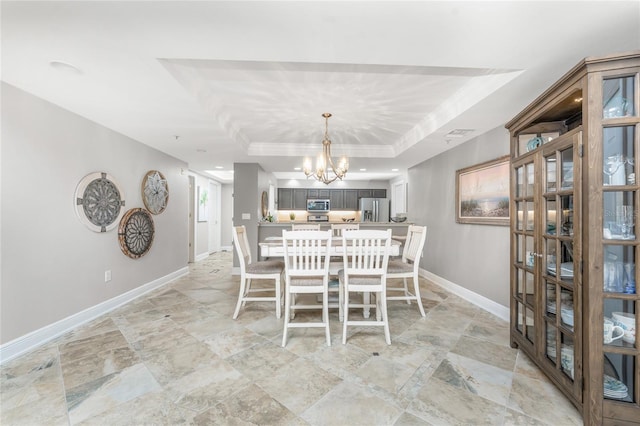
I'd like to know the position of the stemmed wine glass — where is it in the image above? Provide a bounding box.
[603,155,626,185]
[617,205,635,239]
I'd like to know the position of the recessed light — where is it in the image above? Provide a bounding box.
[294,167,301,171]
[215,166,223,169]
[391,168,399,172]
[360,168,367,172]
[49,60,83,75]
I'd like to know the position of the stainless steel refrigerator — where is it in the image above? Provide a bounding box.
[359,198,390,222]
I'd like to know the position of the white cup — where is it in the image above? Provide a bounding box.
[604,318,625,344]
[612,312,636,344]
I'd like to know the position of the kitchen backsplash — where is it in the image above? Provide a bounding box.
[275,210,358,223]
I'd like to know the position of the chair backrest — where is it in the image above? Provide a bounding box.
[291,223,321,231]
[232,225,252,271]
[402,225,427,266]
[282,230,332,277]
[330,222,360,236]
[341,229,392,278]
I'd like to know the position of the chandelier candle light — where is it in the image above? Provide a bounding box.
[303,113,349,184]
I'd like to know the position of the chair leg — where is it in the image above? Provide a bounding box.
[381,290,391,345]
[282,285,291,347]
[342,290,349,344]
[413,274,426,317]
[338,281,344,322]
[242,278,252,307]
[403,277,411,304]
[323,289,331,346]
[233,274,247,319]
[363,292,371,319]
[275,275,282,319]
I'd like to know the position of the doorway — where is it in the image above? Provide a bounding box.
[392,181,407,216]
[208,180,221,253]
[188,175,195,263]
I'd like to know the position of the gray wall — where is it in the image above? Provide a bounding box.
[1,83,189,344]
[232,163,277,267]
[409,126,510,307]
[221,183,233,248]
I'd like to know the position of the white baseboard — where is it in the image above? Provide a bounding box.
[0,267,189,365]
[220,245,232,252]
[195,252,209,262]
[419,268,509,322]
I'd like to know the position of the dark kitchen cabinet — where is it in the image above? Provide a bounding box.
[329,190,344,210]
[277,188,293,209]
[358,189,372,199]
[308,189,330,199]
[344,190,359,210]
[292,189,307,210]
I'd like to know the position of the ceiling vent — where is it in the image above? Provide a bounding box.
[445,129,475,138]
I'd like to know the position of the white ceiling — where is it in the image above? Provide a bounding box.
[3,1,639,183]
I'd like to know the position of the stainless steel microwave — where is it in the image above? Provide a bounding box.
[307,199,330,213]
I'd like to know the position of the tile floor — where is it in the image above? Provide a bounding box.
[1,251,583,425]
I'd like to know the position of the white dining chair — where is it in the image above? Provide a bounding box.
[339,229,393,345]
[291,223,321,231]
[232,225,284,319]
[386,225,428,317]
[328,223,360,318]
[281,229,333,347]
[330,222,359,236]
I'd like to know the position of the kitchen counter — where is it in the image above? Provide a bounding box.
[258,222,411,250]
[258,222,410,226]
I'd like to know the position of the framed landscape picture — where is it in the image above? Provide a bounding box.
[456,155,510,226]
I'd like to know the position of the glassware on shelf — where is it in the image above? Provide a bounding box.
[623,262,636,294]
[603,96,630,119]
[604,261,624,293]
[616,205,635,240]
[604,154,627,186]
[561,149,573,189]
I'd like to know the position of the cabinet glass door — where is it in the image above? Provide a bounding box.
[601,92,636,397]
[601,106,638,410]
[543,142,579,390]
[513,159,536,345]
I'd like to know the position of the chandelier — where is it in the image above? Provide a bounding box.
[303,113,349,184]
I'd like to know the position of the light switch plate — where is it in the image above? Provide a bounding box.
[242,213,251,220]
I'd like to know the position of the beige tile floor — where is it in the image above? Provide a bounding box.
[1,251,583,425]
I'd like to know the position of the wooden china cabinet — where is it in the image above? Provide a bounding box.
[506,51,640,425]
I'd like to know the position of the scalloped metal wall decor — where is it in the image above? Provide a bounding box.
[74,172,126,232]
[118,208,155,259]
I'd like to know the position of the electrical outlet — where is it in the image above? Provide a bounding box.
[242,213,251,220]
[105,270,112,282]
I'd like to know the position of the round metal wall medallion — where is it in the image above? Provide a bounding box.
[118,208,155,259]
[74,172,125,232]
[141,170,169,215]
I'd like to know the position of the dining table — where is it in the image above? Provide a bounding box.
[259,236,401,318]
[258,236,402,258]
